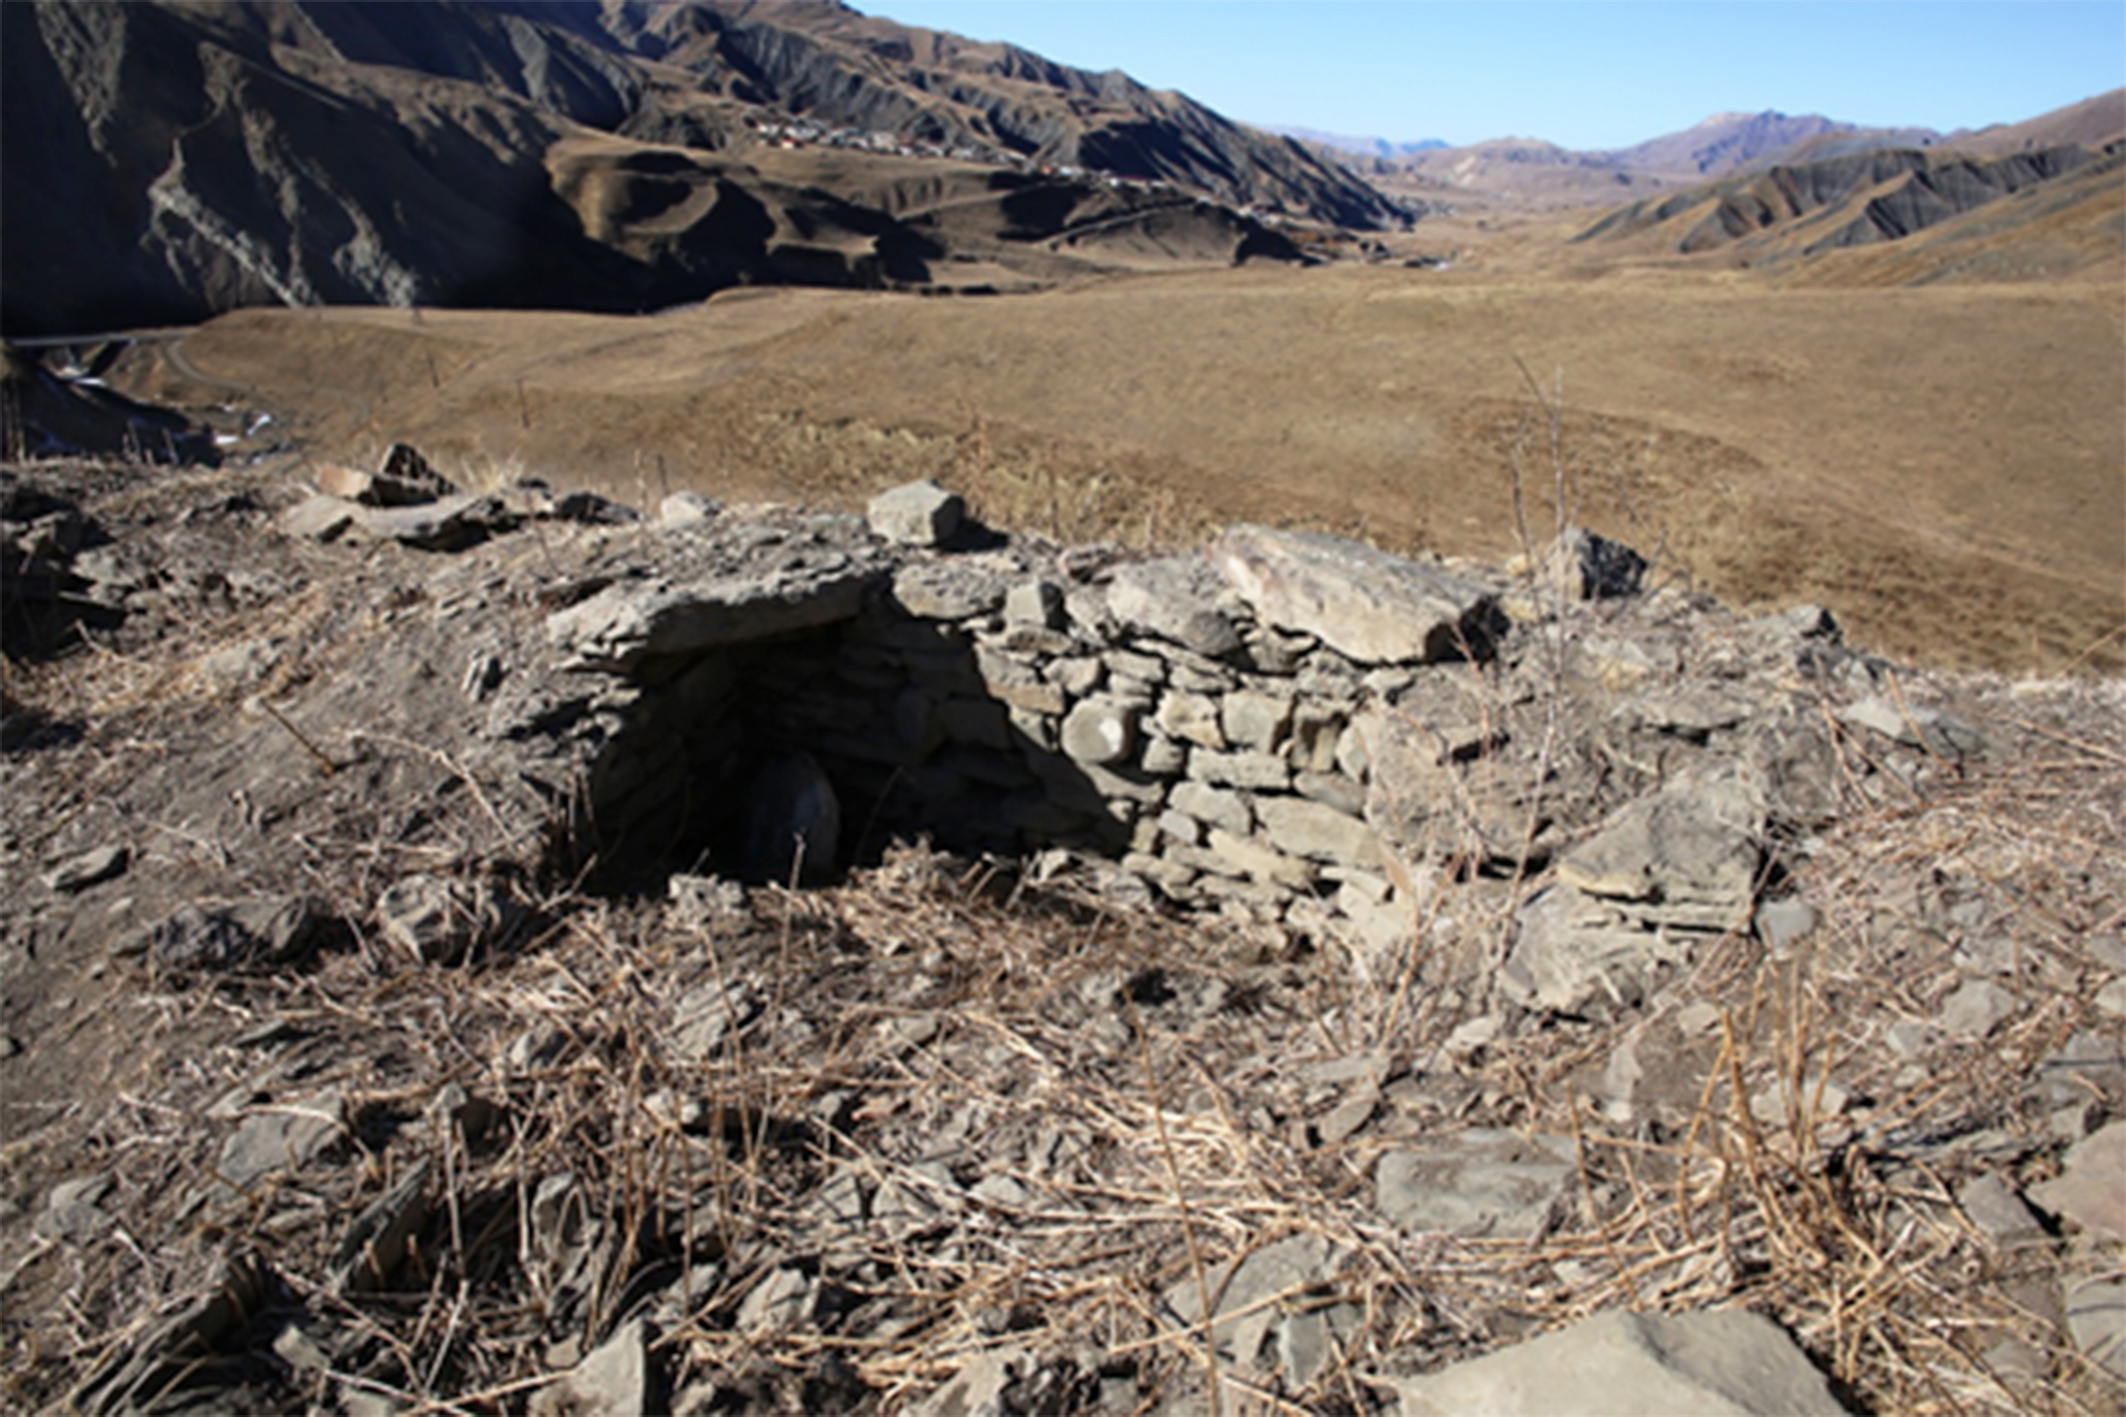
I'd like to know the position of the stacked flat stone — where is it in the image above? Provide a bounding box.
[548,492,1511,941]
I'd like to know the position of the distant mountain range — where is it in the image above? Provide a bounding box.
[3,0,2118,336]
[1269,127,1450,161]
[1329,96,2125,257]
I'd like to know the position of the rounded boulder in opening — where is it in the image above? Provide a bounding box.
[738,752,842,886]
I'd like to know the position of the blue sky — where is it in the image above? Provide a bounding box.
[858,2,2126,150]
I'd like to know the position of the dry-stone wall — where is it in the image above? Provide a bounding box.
[536,478,1849,1006]
[546,481,1513,919]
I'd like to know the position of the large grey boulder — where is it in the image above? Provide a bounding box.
[1105,555,1243,657]
[548,561,876,670]
[739,752,842,885]
[1388,1308,1846,1415]
[1556,774,1765,932]
[1521,524,1648,602]
[867,479,963,546]
[1212,525,1502,664]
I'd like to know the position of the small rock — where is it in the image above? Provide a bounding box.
[2035,1030,2126,1110]
[1154,689,1226,748]
[1753,603,1842,641]
[667,873,747,930]
[1169,780,1252,835]
[1755,897,1817,952]
[1840,694,1986,759]
[2065,1278,2126,1379]
[132,895,327,971]
[668,979,760,1061]
[1315,1088,1377,1146]
[217,1092,346,1192]
[376,874,497,964]
[1219,689,1293,752]
[1884,1020,1936,1059]
[1387,1308,1845,1415]
[1501,883,1685,1019]
[277,493,358,541]
[1004,579,1065,629]
[892,558,1009,619]
[461,652,504,701]
[659,491,720,526]
[1206,827,1316,890]
[356,492,505,551]
[1374,1129,1576,1239]
[1059,697,1139,765]
[1189,747,1290,792]
[529,1318,657,1417]
[1106,556,1242,658]
[970,1174,1029,1209]
[377,442,456,503]
[2028,1120,2126,1240]
[1443,1014,1503,1059]
[314,464,382,503]
[736,1267,812,1335]
[35,1172,117,1243]
[41,845,129,893]
[271,1321,335,1375]
[1957,1173,2048,1250]
[1939,978,2016,1040]
[1536,524,1647,601]
[2094,977,2126,1018]
[912,1345,1022,1417]
[331,1161,433,1294]
[1164,1233,1357,1388]
[1213,523,1503,664]
[1254,794,1379,864]
[868,479,963,546]
[430,1083,499,1145]
[1555,775,1765,931]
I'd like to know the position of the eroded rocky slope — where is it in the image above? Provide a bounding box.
[1,0,1390,337]
[1575,141,2123,262]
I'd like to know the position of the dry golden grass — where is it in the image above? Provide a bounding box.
[135,256,2123,676]
[12,718,2122,1413]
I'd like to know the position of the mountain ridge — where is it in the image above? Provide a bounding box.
[1333,94,2120,217]
[0,0,1405,337]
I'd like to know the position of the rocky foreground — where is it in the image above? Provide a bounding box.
[2,452,2122,1414]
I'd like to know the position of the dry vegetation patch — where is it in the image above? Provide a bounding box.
[3,454,2121,1415]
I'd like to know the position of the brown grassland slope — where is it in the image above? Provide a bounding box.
[127,254,2125,676]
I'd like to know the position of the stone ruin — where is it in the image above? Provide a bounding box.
[14,450,1904,1011]
[267,468,1874,1020]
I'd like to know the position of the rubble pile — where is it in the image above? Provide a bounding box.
[1,452,2120,1414]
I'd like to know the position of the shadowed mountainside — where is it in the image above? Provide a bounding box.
[0,0,1370,337]
[598,0,1410,229]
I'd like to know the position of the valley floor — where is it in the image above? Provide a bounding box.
[119,262,2125,675]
